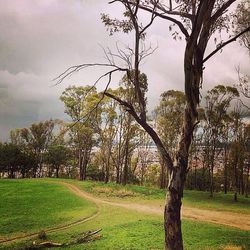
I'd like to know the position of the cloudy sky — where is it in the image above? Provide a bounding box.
[0,0,249,141]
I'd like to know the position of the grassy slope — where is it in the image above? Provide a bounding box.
[8,205,249,250]
[1,179,249,250]
[0,179,96,238]
[69,179,250,214]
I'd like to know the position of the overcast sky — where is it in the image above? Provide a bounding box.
[0,0,249,141]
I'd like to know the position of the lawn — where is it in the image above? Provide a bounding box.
[0,178,249,250]
[0,179,96,238]
[5,204,250,250]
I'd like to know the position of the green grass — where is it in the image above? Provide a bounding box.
[4,205,250,250]
[0,178,249,250]
[0,179,96,238]
[183,189,250,213]
[67,179,250,214]
[81,206,250,250]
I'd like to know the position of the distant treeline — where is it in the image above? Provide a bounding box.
[0,84,249,200]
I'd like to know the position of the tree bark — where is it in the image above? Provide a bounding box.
[56,166,59,178]
[79,150,84,181]
[245,165,249,198]
[164,169,183,250]
[160,163,167,189]
[224,163,228,194]
[122,137,130,185]
[224,147,228,194]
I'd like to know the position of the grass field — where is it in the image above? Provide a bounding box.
[0,179,96,238]
[41,205,250,250]
[0,178,249,250]
[68,179,250,214]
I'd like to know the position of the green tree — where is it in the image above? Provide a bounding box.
[96,92,118,183]
[203,85,239,197]
[228,103,249,200]
[60,85,99,180]
[155,90,186,188]
[10,120,55,177]
[0,143,25,178]
[235,0,250,50]
[235,0,250,108]
[45,144,69,178]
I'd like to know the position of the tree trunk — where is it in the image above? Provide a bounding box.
[240,163,244,195]
[79,150,84,181]
[160,163,167,189]
[209,141,216,197]
[140,163,146,185]
[234,192,238,202]
[116,164,120,184]
[33,165,38,178]
[164,168,184,250]
[209,165,214,197]
[233,155,239,201]
[122,136,130,185]
[105,162,109,183]
[82,150,90,181]
[224,163,228,194]
[56,166,59,178]
[194,155,198,190]
[245,165,249,198]
[9,168,15,179]
[224,147,228,194]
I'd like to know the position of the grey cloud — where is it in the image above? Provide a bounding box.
[0,0,249,141]
[0,0,110,75]
[0,98,40,141]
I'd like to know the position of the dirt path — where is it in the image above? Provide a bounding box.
[61,182,250,231]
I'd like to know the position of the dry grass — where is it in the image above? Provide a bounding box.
[92,186,135,197]
[221,244,243,250]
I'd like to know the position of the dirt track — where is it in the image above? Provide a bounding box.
[61,182,250,231]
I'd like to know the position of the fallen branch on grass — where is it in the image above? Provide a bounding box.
[27,228,102,249]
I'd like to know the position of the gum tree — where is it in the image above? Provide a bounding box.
[203,85,239,197]
[58,1,250,249]
[154,90,186,188]
[60,85,99,180]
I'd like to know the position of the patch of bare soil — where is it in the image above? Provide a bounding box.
[61,182,250,231]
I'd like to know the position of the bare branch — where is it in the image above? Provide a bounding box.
[153,1,193,20]
[140,0,158,35]
[104,91,174,171]
[211,0,236,23]
[53,63,127,85]
[169,0,172,11]
[139,42,158,63]
[127,1,190,38]
[203,26,250,63]
[53,68,123,143]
